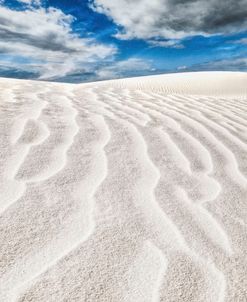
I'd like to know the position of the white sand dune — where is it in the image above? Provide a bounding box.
[0,71,247,301]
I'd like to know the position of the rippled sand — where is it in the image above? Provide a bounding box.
[0,72,247,301]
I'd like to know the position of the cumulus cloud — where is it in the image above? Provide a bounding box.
[96,58,154,80]
[233,38,247,45]
[0,5,116,79]
[149,39,184,48]
[91,0,247,41]
[190,57,247,71]
[17,0,41,5]
[177,65,187,70]
[38,57,155,83]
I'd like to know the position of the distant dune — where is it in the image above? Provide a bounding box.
[0,72,247,301]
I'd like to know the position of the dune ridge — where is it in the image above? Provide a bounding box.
[0,72,247,301]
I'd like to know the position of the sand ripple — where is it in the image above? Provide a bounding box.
[0,72,247,301]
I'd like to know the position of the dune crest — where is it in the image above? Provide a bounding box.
[0,72,247,301]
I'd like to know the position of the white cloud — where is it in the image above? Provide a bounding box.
[190,57,247,72]
[233,38,247,45]
[177,65,187,70]
[91,0,247,41]
[0,5,116,79]
[17,0,41,5]
[96,58,153,80]
[149,39,184,49]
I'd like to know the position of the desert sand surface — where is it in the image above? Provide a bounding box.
[0,71,247,301]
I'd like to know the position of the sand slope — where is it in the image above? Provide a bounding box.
[0,72,247,301]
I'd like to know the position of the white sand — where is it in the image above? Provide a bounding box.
[0,71,247,301]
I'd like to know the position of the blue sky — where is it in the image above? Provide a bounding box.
[0,0,247,82]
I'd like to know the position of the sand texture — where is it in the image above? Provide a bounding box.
[0,72,247,301]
